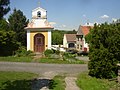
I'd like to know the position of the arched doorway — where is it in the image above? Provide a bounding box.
[68,43,75,48]
[34,33,45,52]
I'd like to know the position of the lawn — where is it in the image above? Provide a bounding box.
[39,58,85,64]
[0,71,65,90]
[0,71,38,90]
[50,75,66,90]
[0,56,85,64]
[0,56,33,62]
[76,72,119,90]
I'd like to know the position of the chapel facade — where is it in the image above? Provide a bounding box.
[25,6,53,53]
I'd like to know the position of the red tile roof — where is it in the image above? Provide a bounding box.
[65,34,76,42]
[77,26,93,36]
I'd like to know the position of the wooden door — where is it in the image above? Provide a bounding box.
[34,34,45,52]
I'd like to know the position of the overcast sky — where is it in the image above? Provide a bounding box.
[5,0,120,30]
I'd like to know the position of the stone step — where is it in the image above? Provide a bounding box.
[65,77,80,90]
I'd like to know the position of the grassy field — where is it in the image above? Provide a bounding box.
[39,58,85,64]
[50,75,66,90]
[0,71,38,90]
[0,56,33,62]
[76,72,119,90]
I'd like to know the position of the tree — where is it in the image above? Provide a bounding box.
[0,18,9,31]
[0,0,10,19]
[8,9,29,46]
[52,29,77,45]
[86,23,120,79]
[52,30,63,45]
[0,30,20,56]
[0,19,20,56]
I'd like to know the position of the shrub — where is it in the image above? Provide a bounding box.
[55,50,60,55]
[86,23,120,79]
[15,46,33,57]
[44,49,54,57]
[77,51,89,56]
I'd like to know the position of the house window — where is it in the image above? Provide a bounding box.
[37,11,41,18]
[80,45,82,50]
[77,44,79,49]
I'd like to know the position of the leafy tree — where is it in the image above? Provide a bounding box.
[8,9,29,46]
[86,23,120,79]
[0,18,9,31]
[0,30,20,56]
[52,30,63,45]
[0,0,10,19]
[52,30,77,45]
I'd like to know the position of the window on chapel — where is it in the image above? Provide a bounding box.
[37,11,41,18]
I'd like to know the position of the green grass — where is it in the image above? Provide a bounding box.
[39,58,85,64]
[0,56,33,62]
[76,72,119,90]
[49,75,66,90]
[0,71,38,90]
[0,56,85,64]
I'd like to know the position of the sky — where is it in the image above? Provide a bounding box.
[5,0,120,30]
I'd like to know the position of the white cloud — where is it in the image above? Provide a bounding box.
[100,15,109,19]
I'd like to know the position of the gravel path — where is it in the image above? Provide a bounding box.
[0,62,88,76]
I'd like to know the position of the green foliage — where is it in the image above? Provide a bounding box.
[63,52,76,59]
[0,0,10,19]
[8,9,29,46]
[54,50,60,55]
[0,30,20,56]
[44,49,54,57]
[15,46,33,57]
[39,58,84,64]
[0,18,9,31]
[52,29,77,45]
[86,22,120,79]
[0,56,33,62]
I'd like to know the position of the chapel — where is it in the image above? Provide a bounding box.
[25,5,53,53]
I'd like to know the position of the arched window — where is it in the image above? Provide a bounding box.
[68,43,75,48]
[37,11,41,18]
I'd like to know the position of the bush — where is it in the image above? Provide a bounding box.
[66,49,78,54]
[86,23,120,79]
[44,49,54,57]
[55,50,60,55]
[15,46,33,57]
[77,51,89,56]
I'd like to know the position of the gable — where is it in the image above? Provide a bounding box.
[32,7,47,19]
[65,34,76,42]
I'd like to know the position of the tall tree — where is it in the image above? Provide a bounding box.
[0,18,9,31]
[8,9,29,46]
[0,0,10,19]
[86,22,120,79]
[0,19,20,56]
